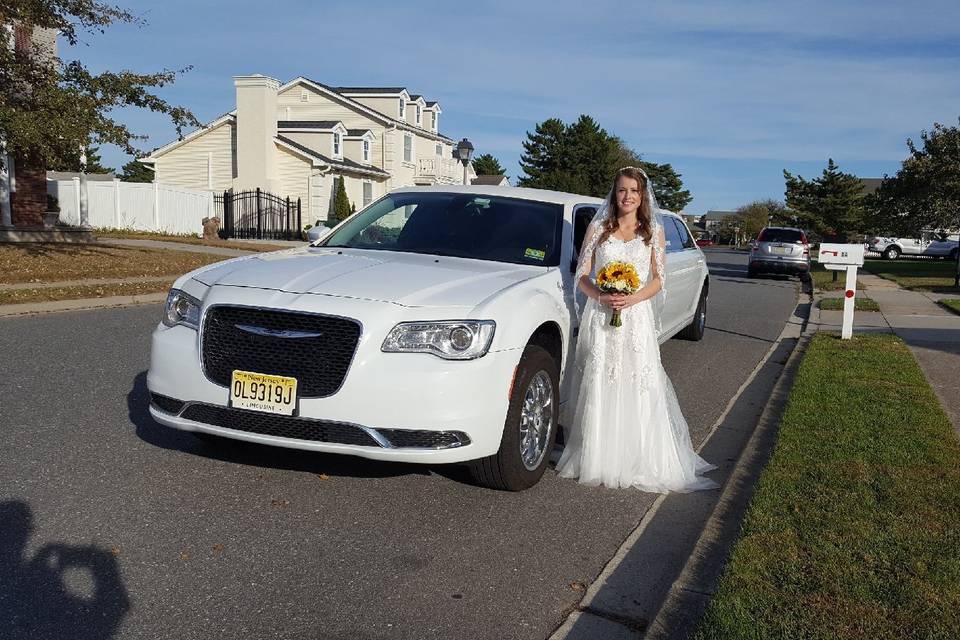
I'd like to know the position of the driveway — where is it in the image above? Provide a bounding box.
[0,248,798,640]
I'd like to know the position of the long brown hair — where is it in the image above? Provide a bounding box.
[597,167,653,247]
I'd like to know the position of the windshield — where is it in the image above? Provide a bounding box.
[320,192,564,266]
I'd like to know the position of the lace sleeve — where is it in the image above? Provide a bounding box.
[574,220,602,287]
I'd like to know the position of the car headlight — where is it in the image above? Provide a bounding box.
[162,289,202,329]
[382,320,496,360]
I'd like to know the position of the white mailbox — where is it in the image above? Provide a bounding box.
[817,243,865,340]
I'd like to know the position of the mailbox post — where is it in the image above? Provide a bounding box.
[818,243,865,339]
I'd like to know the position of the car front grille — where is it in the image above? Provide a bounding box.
[201,306,361,397]
[180,404,380,446]
[150,393,186,415]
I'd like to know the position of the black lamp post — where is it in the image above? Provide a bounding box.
[454,138,474,185]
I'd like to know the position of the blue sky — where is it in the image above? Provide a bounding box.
[71,0,960,214]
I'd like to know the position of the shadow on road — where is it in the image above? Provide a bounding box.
[0,501,130,640]
[127,372,475,486]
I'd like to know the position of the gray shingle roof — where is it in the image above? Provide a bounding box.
[276,135,390,177]
[277,120,341,129]
[345,129,373,137]
[333,87,406,94]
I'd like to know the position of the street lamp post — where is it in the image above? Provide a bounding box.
[454,138,474,186]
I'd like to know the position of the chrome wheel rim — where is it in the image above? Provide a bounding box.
[519,371,553,471]
[698,297,707,332]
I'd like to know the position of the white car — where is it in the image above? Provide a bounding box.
[867,231,959,260]
[147,186,709,490]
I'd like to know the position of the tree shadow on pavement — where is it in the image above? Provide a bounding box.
[126,371,475,485]
[0,501,130,640]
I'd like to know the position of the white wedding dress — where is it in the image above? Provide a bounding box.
[556,235,718,492]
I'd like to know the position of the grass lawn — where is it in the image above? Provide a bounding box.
[94,229,294,252]
[696,333,960,640]
[819,296,880,311]
[0,244,226,285]
[938,299,960,315]
[0,280,172,305]
[809,262,861,292]
[862,258,960,294]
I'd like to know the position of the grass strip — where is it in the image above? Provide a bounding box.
[938,299,960,316]
[861,258,960,295]
[0,244,227,285]
[696,333,960,640]
[819,297,880,311]
[94,228,294,252]
[0,280,172,305]
[810,263,860,292]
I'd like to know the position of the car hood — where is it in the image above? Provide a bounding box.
[191,247,546,308]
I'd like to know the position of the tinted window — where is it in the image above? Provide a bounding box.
[322,192,563,266]
[574,206,597,255]
[663,215,684,253]
[759,228,804,243]
[671,218,696,249]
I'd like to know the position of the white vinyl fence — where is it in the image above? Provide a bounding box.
[48,178,215,235]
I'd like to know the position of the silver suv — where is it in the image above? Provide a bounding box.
[747,227,811,278]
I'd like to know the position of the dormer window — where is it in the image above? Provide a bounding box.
[362,139,370,163]
[333,132,342,157]
[399,98,406,119]
[416,104,422,125]
[431,112,437,131]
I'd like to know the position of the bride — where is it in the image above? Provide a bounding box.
[556,166,718,492]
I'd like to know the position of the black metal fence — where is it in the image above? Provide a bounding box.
[216,189,301,240]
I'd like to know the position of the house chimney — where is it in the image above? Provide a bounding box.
[234,75,281,194]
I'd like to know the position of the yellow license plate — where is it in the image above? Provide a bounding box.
[230,370,298,416]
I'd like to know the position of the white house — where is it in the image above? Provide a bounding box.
[142,75,473,224]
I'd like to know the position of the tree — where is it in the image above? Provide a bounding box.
[735,199,790,240]
[50,144,112,173]
[868,120,960,236]
[0,0,200,171]
[472,153,507,177]
[517,118,570,191]
[118,158,153,182]
[783,159,867,237]
[613,141,692,211]
[329,177,353,224]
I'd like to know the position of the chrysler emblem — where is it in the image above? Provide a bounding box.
[234,324,323,339]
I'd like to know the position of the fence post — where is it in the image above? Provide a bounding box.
[256,187,262,240]
[113,178,121,228]
[153,181,160,231]
[285,197,291,240]
[72,177,81,225]
[297,198,301,240]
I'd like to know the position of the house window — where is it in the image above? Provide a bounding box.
[333,132,341,157]
[399,98,406,119]
[436,144,442,156]
[403,134,413,163]
[300,90,309,103]
[362,181,373,207]
[416,105,422,125]
[431,112,437,130]
[362,139,370,162]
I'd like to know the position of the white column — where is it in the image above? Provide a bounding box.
[78,145,89,227]
[113,178,121,227]
[842,265,857,340]
[72,176,81,225]
[153,181,160,231]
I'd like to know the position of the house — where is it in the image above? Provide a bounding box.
[703,210,738,237]
[142,75,473,224]
[472,175,509,187]
[1,22,58,228]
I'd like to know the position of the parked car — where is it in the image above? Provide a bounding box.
[305,224,332,243]
[695,237,714,248]
[747,226,811,278]
[147,186,710,490]
[867,231,959,260]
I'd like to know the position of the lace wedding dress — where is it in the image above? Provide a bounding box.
[556,235,718,492]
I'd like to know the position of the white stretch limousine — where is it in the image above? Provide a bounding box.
[147,186,709,490]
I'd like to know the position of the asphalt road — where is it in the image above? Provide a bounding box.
[0,248,798,640]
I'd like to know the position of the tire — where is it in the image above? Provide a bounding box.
[469,345,559,491]
[747,266,757,278]
[679,285,708,341]
[884,246,901,260]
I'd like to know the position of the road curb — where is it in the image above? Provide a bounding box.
[0,292,167,317]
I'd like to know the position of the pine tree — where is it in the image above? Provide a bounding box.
[784,159,867,236]
[517,118,568,190]
[471,153,507,177]
[119,158,153,182]
[330,177,353,224]
[50,144,113,174]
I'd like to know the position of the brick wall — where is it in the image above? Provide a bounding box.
[10,163,47,226]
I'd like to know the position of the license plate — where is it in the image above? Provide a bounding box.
[230,370,298,415]
[771,246,789,255]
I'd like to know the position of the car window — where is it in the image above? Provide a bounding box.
[758,228,804,243]
[663,215,684,253]
[574,206,597,255]
[321,192,564,266]
[671,217,696,249]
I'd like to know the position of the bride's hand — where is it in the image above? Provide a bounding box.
[601,293,629,310]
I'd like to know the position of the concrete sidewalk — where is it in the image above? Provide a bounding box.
[812,272,960,433]
[96,237,272,257]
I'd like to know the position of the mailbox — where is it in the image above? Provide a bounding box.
[817,243,865,339]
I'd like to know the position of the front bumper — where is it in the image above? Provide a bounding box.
[147,289,521,464]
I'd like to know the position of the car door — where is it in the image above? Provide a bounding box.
[561,204,599,402]
[661,216,702,334]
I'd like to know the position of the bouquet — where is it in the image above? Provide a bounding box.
[596,261,641,327]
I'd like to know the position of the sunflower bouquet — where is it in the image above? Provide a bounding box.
[596,261,641,327]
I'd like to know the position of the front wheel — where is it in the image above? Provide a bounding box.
[884,246,901,260]
[679,285,708,341]
[469,345,559,491]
